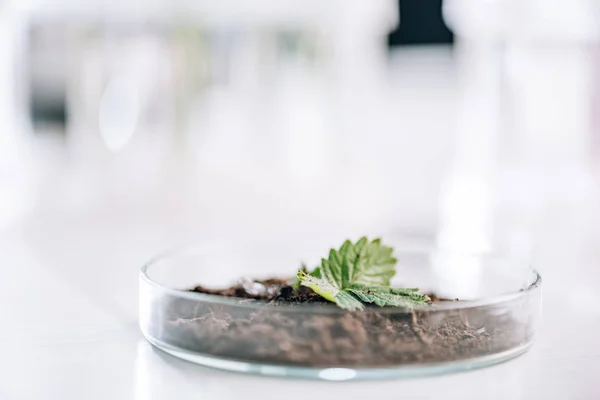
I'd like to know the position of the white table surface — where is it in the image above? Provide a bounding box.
[2,45,600,398]
[1,156,599,400]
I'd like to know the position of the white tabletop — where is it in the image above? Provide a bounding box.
[1,156,599,400]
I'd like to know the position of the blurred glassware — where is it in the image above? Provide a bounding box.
[0,5,38,232]
[441,0,600,257]
[16,1,396,164]
[4,0,405,241]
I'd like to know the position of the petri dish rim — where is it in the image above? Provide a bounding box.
[140,242,542,314]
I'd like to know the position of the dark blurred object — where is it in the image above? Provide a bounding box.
[27,22,68,132]
[388,0,453,46]
[30,98,66,127]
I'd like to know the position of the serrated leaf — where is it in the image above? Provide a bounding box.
[297,272,364,311]
[318,237,397,289]
[348,284,430,308]
[310,266,322,279]
[354,239,397,286]
[295,237,431,311]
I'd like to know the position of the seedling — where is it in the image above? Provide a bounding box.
[296,237,430,311]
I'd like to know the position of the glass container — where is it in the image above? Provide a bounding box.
[139,242,541,380]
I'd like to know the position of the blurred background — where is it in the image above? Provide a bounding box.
[1,0,600,319]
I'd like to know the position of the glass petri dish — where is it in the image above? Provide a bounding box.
[139,242,541,380]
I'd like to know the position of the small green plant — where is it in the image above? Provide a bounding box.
[296,237,430,311]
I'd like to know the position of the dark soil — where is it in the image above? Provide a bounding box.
[150,278,531,368]
[190,278,330,304]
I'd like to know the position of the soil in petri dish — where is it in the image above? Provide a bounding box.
[156,279,528,367]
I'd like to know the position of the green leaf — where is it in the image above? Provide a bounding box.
[354,238,397,286]
[297,272,364,311]
[310,266,322,279]
[348,284,430,308]
[294,237,430,311]
[318,237,397,289]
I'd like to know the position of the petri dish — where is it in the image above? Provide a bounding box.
[139,242,541,380]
